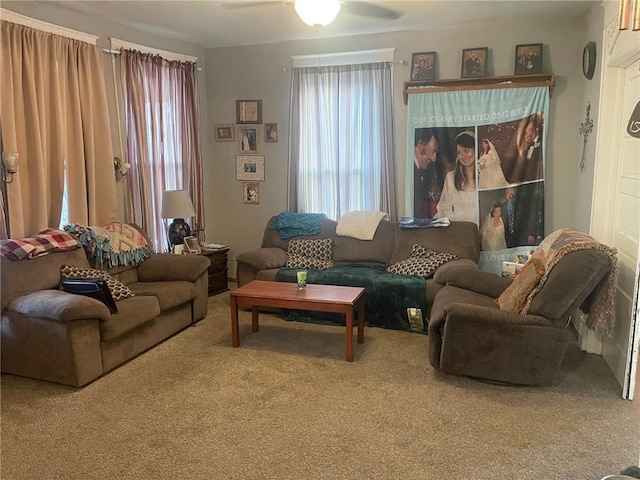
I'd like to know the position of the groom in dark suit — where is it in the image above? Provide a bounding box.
[413,128,444,218]
[508,114,544,184]
[500,186,541,247]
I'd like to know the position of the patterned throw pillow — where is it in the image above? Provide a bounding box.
[286,238,334,270]
[410,244,436,258]
[60,265,135,301]
[387,244,457,278]
[496,258,545,314]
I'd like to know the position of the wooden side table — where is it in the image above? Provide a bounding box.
[200,247,229,296]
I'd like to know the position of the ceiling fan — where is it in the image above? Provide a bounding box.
[221,1,401,27]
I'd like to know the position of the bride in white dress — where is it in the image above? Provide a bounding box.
[478,139,509,189]
[481,204,507,251]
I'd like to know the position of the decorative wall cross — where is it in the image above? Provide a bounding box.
[579,102,594,172]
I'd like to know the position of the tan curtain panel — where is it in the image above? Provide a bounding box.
[0,21,115,239]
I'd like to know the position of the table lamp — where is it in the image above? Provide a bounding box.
[161,190,196,252]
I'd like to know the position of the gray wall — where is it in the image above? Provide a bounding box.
[2,2,600,279]
[574,3,605,233]
[204,10,595,277]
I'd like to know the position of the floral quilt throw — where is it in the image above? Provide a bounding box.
[64,222,152,268]
[522,228,618,336]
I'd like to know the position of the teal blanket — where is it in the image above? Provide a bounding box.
[275,264,427,332]
[269,212,327,239]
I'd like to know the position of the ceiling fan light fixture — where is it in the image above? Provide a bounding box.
[294,0,341,27]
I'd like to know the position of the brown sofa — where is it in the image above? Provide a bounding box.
[428,248,614,385]
[236,216,481,330]
[1,242,210,387]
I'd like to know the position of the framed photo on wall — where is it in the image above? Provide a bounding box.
[236,155,265,181]
[514,43,543,75]
[236,99,263,124]
[238,126,259,153]
[214,124,234,142]
[265,123,278,142]
[461,47,488,78]
[243,182,259,204]
[410,51,437,81]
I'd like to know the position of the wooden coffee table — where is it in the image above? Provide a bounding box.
[230,280,365,361]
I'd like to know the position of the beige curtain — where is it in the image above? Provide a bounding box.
[0,21,115,239]
[120,50,204,252]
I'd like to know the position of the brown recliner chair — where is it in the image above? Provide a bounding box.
[428,247,615,385]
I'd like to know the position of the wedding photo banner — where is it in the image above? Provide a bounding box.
[405,86,549,273]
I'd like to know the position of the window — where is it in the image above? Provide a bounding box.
[119,47,204,252]
[288,50,397,220]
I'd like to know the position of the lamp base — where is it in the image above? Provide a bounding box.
[167,218,191,252]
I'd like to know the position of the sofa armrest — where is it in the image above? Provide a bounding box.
[136,253,210,282]
[237,247,287,271]
[429,303,566,385]
[7,290,111,322]
[433,259,477,284]
[436,303,553,329]
[434,265,512,298]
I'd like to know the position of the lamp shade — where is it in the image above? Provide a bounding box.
[294,0,341,27]
[161,190,196,219]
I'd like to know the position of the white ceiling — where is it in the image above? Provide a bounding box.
[4,0,594,49]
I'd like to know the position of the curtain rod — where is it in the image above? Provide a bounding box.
[281,59,407,72]
[102,48,202,71]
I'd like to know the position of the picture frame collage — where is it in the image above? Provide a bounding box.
[214,99,278,205]
[409,43,543,81]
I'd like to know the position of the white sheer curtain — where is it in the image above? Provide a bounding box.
[288,62,396,221]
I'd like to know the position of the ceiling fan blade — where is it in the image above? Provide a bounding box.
[341,1,401,20]
[220,1,284,11]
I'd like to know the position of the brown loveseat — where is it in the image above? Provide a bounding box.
[236,215,481,330]
[1,236,210,387]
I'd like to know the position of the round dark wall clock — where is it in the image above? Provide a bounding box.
[583,41,596,80]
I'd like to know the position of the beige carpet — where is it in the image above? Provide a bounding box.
[2,288,639,480]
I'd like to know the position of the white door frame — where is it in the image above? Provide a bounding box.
[589,5,640,399]
[627,246,639,398]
